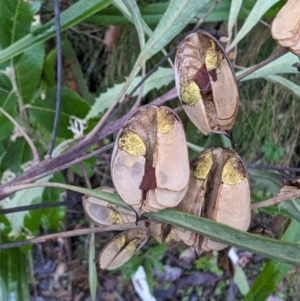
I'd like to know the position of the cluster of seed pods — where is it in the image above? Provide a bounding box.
[83,30,252,269]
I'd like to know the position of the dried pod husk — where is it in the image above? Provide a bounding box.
[149,223,180,245]
[175,31,239,135]
[83,187,136,226]
[173,148,251,253]
[99,227,149,270]
[111,105,190,214]
[271,0,300,56]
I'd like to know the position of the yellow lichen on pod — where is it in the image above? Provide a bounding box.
[271,0,300,56]
[205,40,223,71]
[111,105,190,214]
[118,131,146,156]
[173,148,251,254]
[82,187,136,226]
[192,152,213,180]
[175,31,239,135]
[99,228,149,270]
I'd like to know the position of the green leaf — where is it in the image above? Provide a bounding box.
[12,182,300,266]
[234,265,249,295]
[265,75,300,98]
[244,220,300,301]
[0,0,112,63]
[89,225,97,301]
[86,67,174,120]
[1,138,32,174]
[0,75,18,142]
[249,168,282,198]
[1,141,70,237]
[227,0,243,37]
[237,52,299,81]
[229,0,280,49]
[14,43,45,103]
[61,37,94,104]
[29,87,90,138]
[0,245,30,301]
[122,0,145,49]
[0,0,33,49]
[139,0,211,60]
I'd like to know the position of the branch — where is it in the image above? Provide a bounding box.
[0,89,177,201]
[0,220,151,250]
[237,48,288,81]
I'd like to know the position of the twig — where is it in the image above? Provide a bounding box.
[0,200,69,215]
[0,89,177,201]
[48,0,62,156]
[0,106,40,164]
[251,191,300,209]
[193,0,221,31]
[237,48,288,81]
[0,221,151,250]
[247,164,300,173]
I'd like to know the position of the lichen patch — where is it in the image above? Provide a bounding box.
[118,131,146,156]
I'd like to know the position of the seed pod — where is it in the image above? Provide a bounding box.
[271,0,300,56]
[174,148,251,253]
[82,187,136,226]
[111,105,190,214]
[99,227,149,270]
[175,31,239,135]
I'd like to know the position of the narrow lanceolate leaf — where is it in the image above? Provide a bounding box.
[6,181,300,266]
[146,210,300,266]
[14,43,45,103]
[227,0,243,38]
[236,52,299,81]
[0,243,30,301]
[139,0,211,60]
[244,220,300,301]
[122,0,145,48]
[0,0,112,64]
[265,75,300,98]
[0,0,33,49]
[229,0,280,50]
[89,225,97,301]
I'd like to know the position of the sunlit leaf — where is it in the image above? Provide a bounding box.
[237,52,299,81]
[229,0,280,49]
[139,0,211,60]
[228,0,243,37]
[86,67,174,120]
[122,0,145,48]
[265,75,300,98]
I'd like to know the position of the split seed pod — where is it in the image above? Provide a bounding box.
[83,187,136,226]
[111,105,190,214]
[271,0,300,56]
[99,227,149,270]
[175,31,239,135]
[174,148,251,253]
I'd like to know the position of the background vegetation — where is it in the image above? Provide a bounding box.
[0,0,300,300]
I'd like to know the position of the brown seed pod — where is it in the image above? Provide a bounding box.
[175,31,239,135]
[82,187,136,226]
[99,227,149,270]
[174,148,251,253]
[111,105,190,214]
[271,0,300,56]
